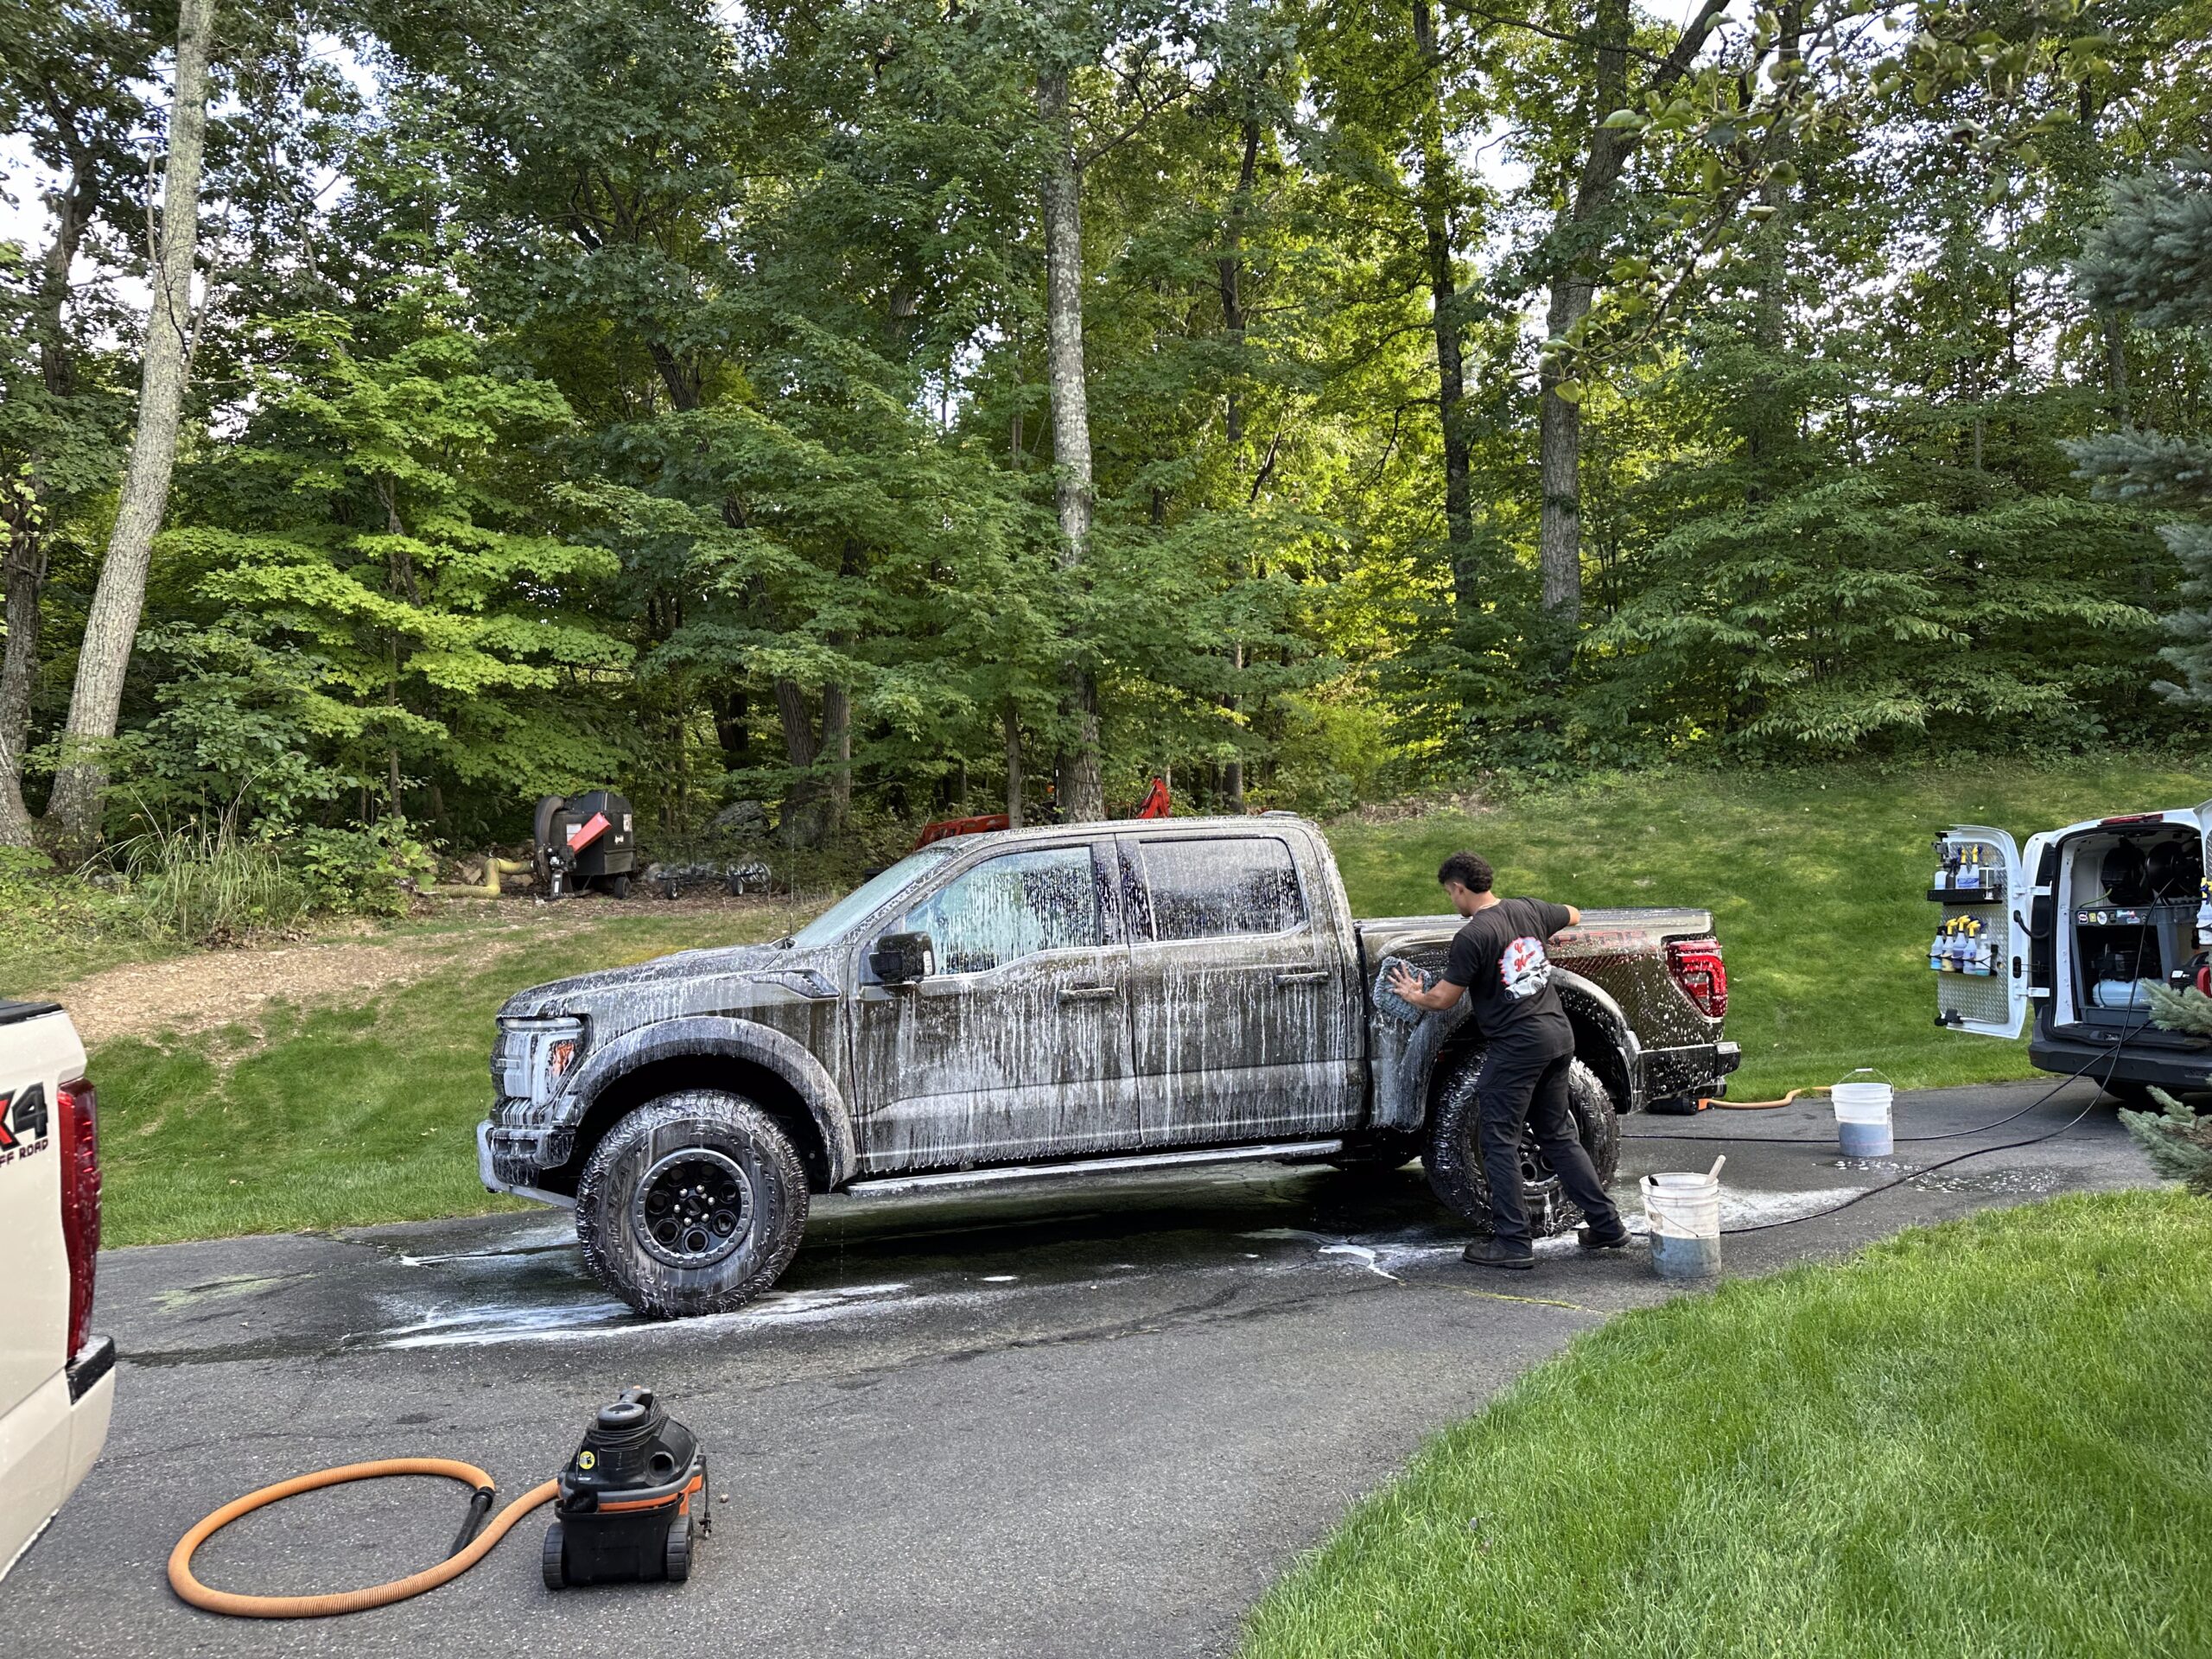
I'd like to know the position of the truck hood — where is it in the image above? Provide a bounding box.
[497,940,844,1022]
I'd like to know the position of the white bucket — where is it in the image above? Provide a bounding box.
[1832,1072,1894,1159]
[1642,1170,1721,1281]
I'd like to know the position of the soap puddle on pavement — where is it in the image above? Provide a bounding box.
[343,1170,1907,1352]
[374,1281,925,1349]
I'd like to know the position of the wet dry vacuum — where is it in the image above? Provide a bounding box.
[167,1388,707,1617]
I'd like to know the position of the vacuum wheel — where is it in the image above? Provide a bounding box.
[608,874,631,900]
[542,1519,566,1591]
[664,1514,694,1583]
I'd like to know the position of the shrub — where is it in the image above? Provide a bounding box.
[289,820,437,917]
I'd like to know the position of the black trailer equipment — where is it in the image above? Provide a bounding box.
[533,791,638,899]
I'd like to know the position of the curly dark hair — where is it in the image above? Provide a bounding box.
[1436,851,1494,893]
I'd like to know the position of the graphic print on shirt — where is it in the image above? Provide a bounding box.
[1499,935,1553,999]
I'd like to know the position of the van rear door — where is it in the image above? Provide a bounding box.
[1931,826,2030,1038]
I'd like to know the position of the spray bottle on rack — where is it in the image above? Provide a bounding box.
[2197,875,2212,949]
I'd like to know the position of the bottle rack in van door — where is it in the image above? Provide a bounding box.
[1930,831,2015,1032]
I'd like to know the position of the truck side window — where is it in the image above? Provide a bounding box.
[1137,837,1306,942]
[899,847,1102,974]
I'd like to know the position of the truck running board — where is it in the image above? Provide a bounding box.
[842,1139,1346,1199]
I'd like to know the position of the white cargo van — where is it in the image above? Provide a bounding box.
[1934,807,2212,1099]
[0,999,113,1580]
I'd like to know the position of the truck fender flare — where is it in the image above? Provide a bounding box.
[1552,969,1643,1115]
[561,1015,858,1188]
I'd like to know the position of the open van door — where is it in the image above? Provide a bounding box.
[1931,826,2031,1038]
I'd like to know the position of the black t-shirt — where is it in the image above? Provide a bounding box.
[1441,897,1574,1043]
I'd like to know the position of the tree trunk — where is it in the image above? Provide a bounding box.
[0,525,46,846]
[709,687,751,775]
[1743,3,1805,491]
[1413,0,1474,558]
[1003,702,1024,829]
[1038,66,1104,823]
[821,681,850,832]
[774,677,824,848]
[1532,0,1727,653]
[44,0,215,856]
[1218,116,1261,818]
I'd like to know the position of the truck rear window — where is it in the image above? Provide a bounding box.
[1137,837,1306,941]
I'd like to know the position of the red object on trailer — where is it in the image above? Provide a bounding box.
[915,812,1011,847]
[565,811,610,853]
[913,777,1173,849]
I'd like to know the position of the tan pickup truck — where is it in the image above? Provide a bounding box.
[0,1000,112,1580]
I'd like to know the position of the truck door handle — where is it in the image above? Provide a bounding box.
[1058,984,1120,1002]
[1273,969,1329,987]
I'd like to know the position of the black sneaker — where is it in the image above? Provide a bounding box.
[1577,1224,1631,1252]
[1462,1238,1535,1271]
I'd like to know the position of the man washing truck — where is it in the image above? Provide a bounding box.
[1387,853,1630,1269]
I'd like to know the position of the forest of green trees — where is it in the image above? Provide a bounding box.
[3,0,2208,863]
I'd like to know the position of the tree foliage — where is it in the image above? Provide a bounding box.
[1,0,2207,853]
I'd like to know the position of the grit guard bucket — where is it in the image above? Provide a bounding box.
[1641,1162,1722,1281]
[1832,1071,1895,1159]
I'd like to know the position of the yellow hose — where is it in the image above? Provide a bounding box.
[1700,1086,1828,1111]
[168,1459,558,1618]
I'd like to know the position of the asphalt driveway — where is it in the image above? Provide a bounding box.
[3,1078,2153,1658]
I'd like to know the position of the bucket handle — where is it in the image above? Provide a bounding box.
[1832,1066,1894,1089]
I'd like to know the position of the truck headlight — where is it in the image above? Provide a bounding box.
[499,1015,588,1103]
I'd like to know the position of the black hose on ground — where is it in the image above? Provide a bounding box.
[1633,923,2162,1236]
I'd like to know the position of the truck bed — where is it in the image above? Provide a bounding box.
[1354,906,1717,973]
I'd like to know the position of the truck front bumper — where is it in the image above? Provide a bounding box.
[1641,1040,1741,1104]
[476,1119,577,1207]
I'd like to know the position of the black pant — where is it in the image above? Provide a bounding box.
[1476,1032,1622,1250]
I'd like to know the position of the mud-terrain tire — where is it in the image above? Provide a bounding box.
[576,1091,810,1319]
[1424,1053,1620,1236]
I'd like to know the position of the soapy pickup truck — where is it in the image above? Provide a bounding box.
[480,815,1739,1317]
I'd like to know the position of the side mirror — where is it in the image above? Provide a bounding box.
[870,931,936,985]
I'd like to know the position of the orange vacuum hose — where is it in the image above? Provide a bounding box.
[168,1459,558,1618]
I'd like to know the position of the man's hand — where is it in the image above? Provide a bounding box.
[1388,963,1465,1012]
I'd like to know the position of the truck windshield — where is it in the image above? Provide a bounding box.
[787,847,960,948]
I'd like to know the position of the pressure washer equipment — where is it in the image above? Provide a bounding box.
[167,1389,706,1618]
[542,1387,709,1589]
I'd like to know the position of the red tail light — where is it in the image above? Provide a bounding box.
[1666,938,1727,1020]
[57,1077,99,1361]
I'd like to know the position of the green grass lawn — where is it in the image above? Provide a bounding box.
[72,754,2212,1246]
[1239,1189,2212,1659]
[93,904,810,1246]
[1328,756,2212,1098]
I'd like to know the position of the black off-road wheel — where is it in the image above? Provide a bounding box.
[576,1091,810,1319]
[1423,1053,1620,1236]
[607,874,632,901]
[541,1519,566,1590]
